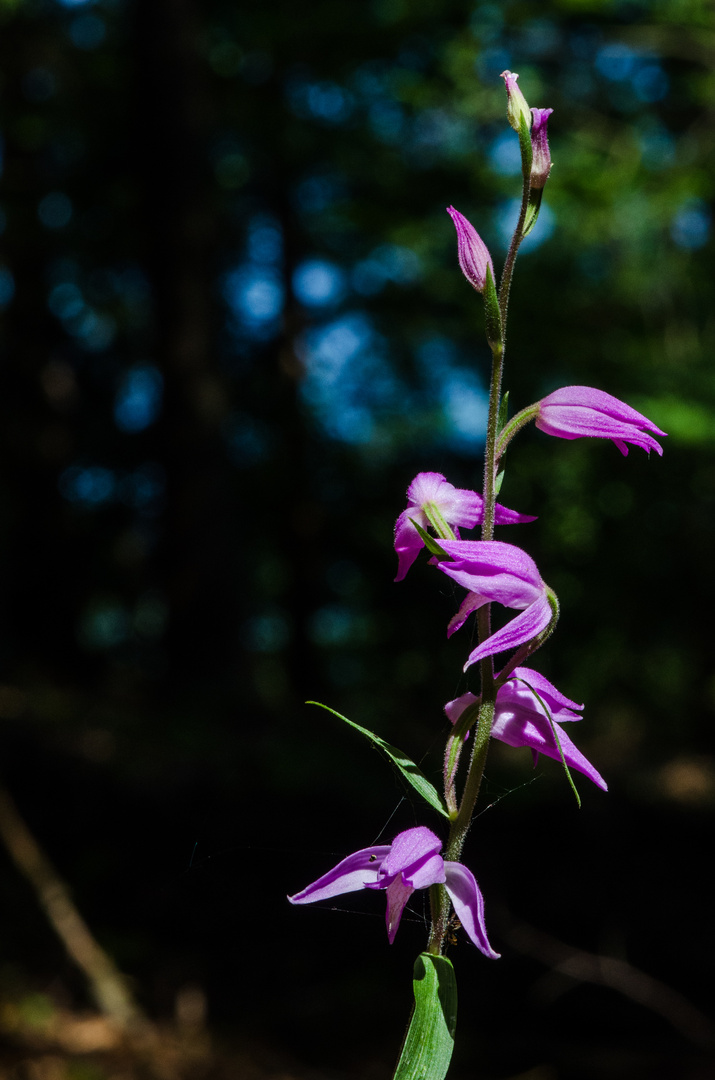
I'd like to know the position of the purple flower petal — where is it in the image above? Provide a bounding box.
[289,826,501,953]
[436,540,545,609]
[407,473,483,528]
[492,701,607,790]
[394,474,533,581]
[507,667,583,718]
[385,878,415,943]
[530,107,553,189]
[444,691,478,727]
[288,846,391,905]
[537,386,666,456]
[463,591,553,670]
[446,670,607,791]
[447,592,490,638]
[494,504,537,526]
[444,861,500,959]
[447,207,494,293]
[375,826,445,888]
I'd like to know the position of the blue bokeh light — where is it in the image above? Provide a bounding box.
[595,43,639,81]
[368,100,405,143]
[38,192,73,229]
[48,281,84,319]
[293,258,345,307]
[0,267,15,308]
[60,462,165,511]
[299,312,398,444]
[416,336,488,453]
[488,130,522,176]
[60,465,116,506]
[287,78,354,124]
[633,63,669,103]
[224,264,284,336]
[671,200,711,251]
[247,216,283,265]
[352,244,420,296]
[475,47,511,80]
[496,198,555,250]
[114,365,164,433]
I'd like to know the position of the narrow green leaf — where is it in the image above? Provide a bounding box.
[496,390,510,436]
[518,111,533,177]
[483,263,503,350]
[522,187,543,238]
[409,518,449,560]
[393,953,457,1080]
[306,702,450,819]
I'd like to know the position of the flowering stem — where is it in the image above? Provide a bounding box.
[428,124,535,956]
[497,120,533,328]
[495,402,540,461]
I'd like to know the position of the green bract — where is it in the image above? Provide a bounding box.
[306,701,450,818]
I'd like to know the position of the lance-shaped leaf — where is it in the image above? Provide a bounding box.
[393,953,457,1080]
[307,702,449,819]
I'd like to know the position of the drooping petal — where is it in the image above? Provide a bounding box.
[369,828,446,944]
[287,845,391,905]
[505,667,583,719]
[385,878,415,943]
[492,702,607,791]
[436,539,545,610]
[494,503,537,526]
[447,591,489,637]
[394,507,430,581]
[536,386,666,456]
[444,861,500,959]
[463,591,553,670]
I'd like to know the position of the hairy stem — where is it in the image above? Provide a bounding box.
[428,129,534,956]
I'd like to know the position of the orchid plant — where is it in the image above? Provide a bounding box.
[288,71,665,1080]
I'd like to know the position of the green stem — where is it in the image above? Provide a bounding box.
[495,402,540,461]
[428,125,535,957]
[498,123,533,328]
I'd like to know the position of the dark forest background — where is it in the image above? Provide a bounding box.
[0,0,714,1078]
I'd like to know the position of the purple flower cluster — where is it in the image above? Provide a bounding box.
[445,668,607,791]
[289,76,666,965]
[289,826,499,958]
[390,471,608,787]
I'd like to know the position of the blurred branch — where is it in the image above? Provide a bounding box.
[0,784,144,1028]
[503,916,715,1051]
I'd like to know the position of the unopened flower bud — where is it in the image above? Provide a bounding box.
[447,206,494,294]
[530,108,553,189]
[500,70,531,134]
